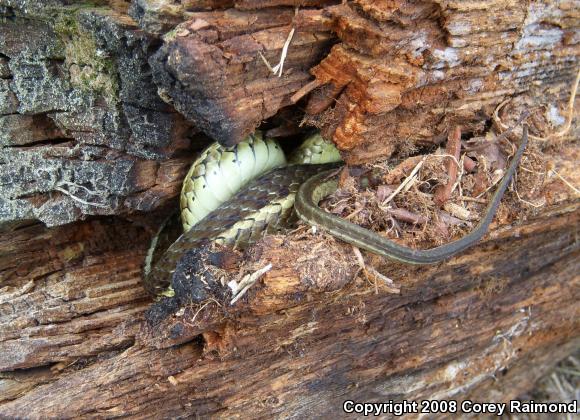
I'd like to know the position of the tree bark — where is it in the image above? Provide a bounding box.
[0,1,196,226]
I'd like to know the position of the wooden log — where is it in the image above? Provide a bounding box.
[1,1,579,417]
[1,139,578,415]
[304,0,580,163]
[0,199,578,417]
[0,218,151,372]
[3,0,578,226]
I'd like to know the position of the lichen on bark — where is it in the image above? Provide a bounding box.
[0,0,196,227]
[53,6,120,103]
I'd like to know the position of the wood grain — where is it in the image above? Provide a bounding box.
[0,199,578,417]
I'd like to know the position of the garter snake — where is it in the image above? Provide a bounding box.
[296,125,529,264]
[143,133,341,296]
[143,126,528,296]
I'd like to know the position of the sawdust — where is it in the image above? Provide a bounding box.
[249,234,357,292]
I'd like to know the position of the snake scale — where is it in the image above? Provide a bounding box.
[143,126,528,296]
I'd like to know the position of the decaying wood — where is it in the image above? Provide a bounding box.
[133,0,580,159]
[130,0,339,35]
[0,198,578,417]
[305,1,580,163]
[149,7,336,146]
[433,125,461,206]
[1,147,578,416]
[2,0,579,226]
[0,1,197,226]
[1,0,579,417]
[0,218,151,372]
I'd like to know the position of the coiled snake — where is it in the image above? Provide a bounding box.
[143,127,528,296]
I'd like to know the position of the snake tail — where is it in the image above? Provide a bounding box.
[295,125,529,264]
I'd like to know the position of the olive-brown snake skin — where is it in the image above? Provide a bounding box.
[144,127,528,295]
[295,125,529,264]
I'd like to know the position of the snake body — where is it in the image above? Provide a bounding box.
[144,127,528,296]
[180,132,287,232]
[144,133,340,296]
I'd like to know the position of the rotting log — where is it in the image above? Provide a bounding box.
[0,198,578,417]
[132,0,580,158]
[0,217,150,372]
[0,0,338,226]
[303,1,580,164]
[0,147,578,416]
[2,0,579,226]
[1,0,579,418]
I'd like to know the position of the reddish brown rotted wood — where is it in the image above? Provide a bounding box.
[305,1,580,164]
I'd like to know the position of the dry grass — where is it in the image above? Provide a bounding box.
[510,351,580,420]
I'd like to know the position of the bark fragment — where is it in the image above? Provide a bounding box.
[150,7,336,146]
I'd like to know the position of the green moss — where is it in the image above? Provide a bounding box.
[163,26,181,42]
[52,5,119,103]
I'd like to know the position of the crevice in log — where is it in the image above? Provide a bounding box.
[148,6,337,146]
[4,138,75,149]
